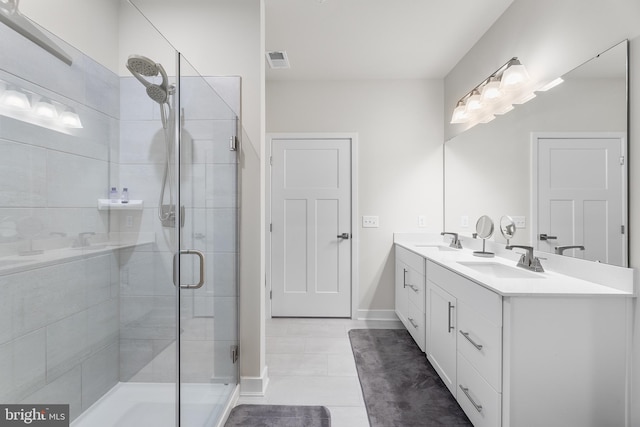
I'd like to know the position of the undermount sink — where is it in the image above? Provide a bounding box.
[414,244,458,252]
[456,261,544,279]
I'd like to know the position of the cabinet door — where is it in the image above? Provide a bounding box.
[427,282,457,396]
[395,259,409,326]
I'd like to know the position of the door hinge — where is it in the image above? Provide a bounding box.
[270,156,273,165]
[621,225,625,234]
[620,156,625,165]
[229,135,238,151]
[270,290,272,300]
[231,345,239,364]
[270,223,273,232]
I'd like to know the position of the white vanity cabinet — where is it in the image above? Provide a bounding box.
[394,239,632,427]
[427,260,503,427]
[395,245,426,351]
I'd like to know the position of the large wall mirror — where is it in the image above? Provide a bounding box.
[444,40,628,267]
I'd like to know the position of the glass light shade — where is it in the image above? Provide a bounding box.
[33,99,58,119]
[60,110,83,128]
[465,90,483,112]
[481,77,502,101]
[500,62,530,90]
[450,101,469,124]
[1,89,30,110]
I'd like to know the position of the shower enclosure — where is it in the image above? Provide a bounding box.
[0,2,239,426]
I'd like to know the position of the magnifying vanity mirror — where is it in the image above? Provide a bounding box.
[500,215,516,246]
[444,40,628,267]
[473,215,495,258]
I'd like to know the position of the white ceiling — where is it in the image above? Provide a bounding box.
[265,0,514,81]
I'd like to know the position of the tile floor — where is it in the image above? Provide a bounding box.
[236,317,404,427]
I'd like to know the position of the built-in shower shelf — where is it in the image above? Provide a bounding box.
[97,199,144,210]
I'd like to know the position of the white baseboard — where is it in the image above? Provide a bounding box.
[239,366,269,396]
[355,309,400,321]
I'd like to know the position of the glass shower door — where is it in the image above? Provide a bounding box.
[175,54,239,426]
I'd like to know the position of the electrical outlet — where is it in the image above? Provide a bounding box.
[125,215,133,228]
[460,216,469,228]
[418,216,427,227]
[362,216,379,228]
[512,216,526,228]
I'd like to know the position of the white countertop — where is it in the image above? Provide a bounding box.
[395,236,634,297]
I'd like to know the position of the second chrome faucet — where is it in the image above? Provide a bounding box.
[506,245,544,272]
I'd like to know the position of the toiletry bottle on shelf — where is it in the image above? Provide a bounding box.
[110,187,119,203]
[121,188,129,204]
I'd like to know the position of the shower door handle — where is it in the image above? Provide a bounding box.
[173,249,205,289]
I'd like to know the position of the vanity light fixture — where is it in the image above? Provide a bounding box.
[450,57,535,126]
[500,58,529,89]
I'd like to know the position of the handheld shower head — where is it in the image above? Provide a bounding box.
[127,55,160,77]
[126,54,170,104]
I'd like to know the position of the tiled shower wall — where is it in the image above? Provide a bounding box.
[0,24,120,421]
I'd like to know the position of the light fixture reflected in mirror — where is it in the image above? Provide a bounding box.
[33,98,58,119]
[1,87,31,110]
[0,79,83,132]
[60,109,82,128]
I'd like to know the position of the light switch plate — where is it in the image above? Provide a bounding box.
[418,216,427,227]
[460,216,469,228]
[362,216,379,228]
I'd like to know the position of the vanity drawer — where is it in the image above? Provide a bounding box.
[396,246,425,276]
[406,300,425,351]
[457,301,502,392]
[405,269,425,311]
[427,260,502,326]
[457,352,501,427]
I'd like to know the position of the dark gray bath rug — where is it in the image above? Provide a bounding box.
[349,328,472,426]
[224,404,331,427]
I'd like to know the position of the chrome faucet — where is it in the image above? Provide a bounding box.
[441,232,462,249]
[73,232,95,248]
[506,245,544,272]
[555,245,585,255]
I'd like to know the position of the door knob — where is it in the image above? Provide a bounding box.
[337,233,350,239]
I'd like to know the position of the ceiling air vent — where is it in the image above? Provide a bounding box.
[266,51,290,69]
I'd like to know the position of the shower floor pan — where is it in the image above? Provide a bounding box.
[71,382,233,427]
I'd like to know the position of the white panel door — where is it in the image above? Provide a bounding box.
[536,135,625,265]
[271,138,351,317]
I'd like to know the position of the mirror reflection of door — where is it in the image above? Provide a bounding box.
[533,133,626,265]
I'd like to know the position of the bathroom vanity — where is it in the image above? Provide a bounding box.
[394,233,634,427]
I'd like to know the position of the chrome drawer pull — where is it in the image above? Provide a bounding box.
[448,302,455,332]
[409,284,420,293]
[407,317,419,329]
[459,330,483,350]
[459,385,483,412]
[403,268,408,288]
